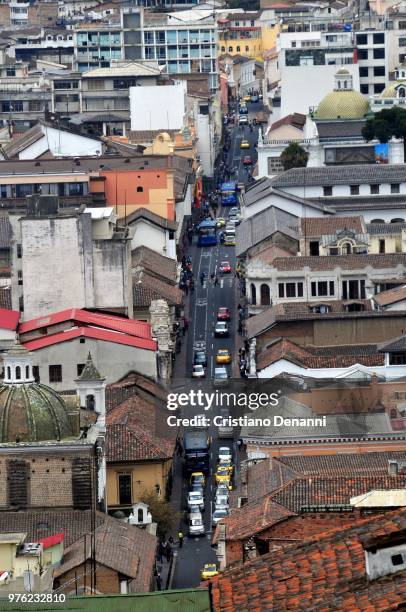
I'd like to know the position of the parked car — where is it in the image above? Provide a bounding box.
[212,508,228,527]
[190,472,206,487]
[201,563,218,580]
[187,491,204,512]
[215,466,231,485]
[215,494,229,510]
[216,482,230,496]
[215,321,229,337]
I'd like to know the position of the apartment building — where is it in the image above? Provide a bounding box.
[218,12,263,60]
[121,8,218,90]
[74,25,123,72]
[13,28,74,68]
[355,29,388,96]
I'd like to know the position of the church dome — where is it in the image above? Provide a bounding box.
[0,342,74,443]
[316,69,369,120]
[380,81,406,98]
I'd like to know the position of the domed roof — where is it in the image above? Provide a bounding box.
[0,382,74,443]
[316,90,369,120]
[380,81,406,98]
[335,68,350,75]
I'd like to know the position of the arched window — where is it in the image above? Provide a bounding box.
[136,186,143,193]
[221,46,225,52]
[137,508,144,523]
[86,395,95,411]
[341,242,352,254]
[236,46,240,52]
[260,284,270,305]
[15,366,21,380]
[391,218,405,223]
[228,46,233,52]
[399,87,406,98]
[245,46,249,52]
[6,366,10,379]
[250,283,257,305]
[25,365,29,379]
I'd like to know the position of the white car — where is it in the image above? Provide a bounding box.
[216,482,230,496]
[215,494,229,511]
[192,364,205,378]
[189,515,205,536]
[212,508,228,527]
[215,321,229,337]
[218,447,232,462]
[187,491,204,512]
[214,366,228,387]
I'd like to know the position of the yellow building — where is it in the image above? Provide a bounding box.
[218,12,279,61]
[105,385,176,512]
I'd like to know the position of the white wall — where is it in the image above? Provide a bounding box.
[130,83,186,131]
[130,219,176,259]
[19,127,103,159]
[258,358,406,381]
[280,64,360,116]
[175,183,192,240]
[244,190,325,220]
[30,337,157,390]
[196,114,213,176]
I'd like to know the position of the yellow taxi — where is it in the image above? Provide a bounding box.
[201,563,219,580]
[240,140,250,149]
[190,472,205,487]
[218,459,234,475]
[216,217,226,228]
[215,466,231,484]
[216,349,232,364]
[224,235,236,246]
[243,95,251,103]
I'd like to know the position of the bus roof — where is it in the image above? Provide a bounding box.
[221,181,236,191]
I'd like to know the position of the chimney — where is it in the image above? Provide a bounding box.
[388,460,398,476]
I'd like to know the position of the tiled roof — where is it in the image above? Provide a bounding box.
[242,178,330,212]
[235,206,298,257]
[367,222,406,235]
[276,451,406,477]
[106,371,167,413]
[272,164,406,187]
[315,119,366,139]
[300,215,364,237]
[256,337,384,370]
[123,207,177,231]
[272,252,406,271]
[54,514,156,590]
[82,62,161,78]
[311,194,406,211]
[269,113,306,132]
[373,285,406,306]
[132,245,178,283]
[247,457,296,503]
[212,497,295,545]
[129,129,178,143]
[133,271,183,307]
[0,217,11,249]
[377,334,406,352]
[209,509,406,611]
[106,394,176,462]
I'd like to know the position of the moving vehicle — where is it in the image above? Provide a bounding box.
[218,459,233,475]
[189,515,205,536]
[219,261,231,274]
[216,482,230,496]
[190,483,204,498]
[217,307,230,321]
[215,321,229,337]
[201,563,218,580]
[216,217,226,228]
[240,140,250,149]
[214,366,228,387]
[238,115,248,125]
[220,181,237,206]
[197,219,217,247]
[215,494,229,511]
[229,215,241,226]
[224,234,236,246]
[239,106,248,115]
[184,430,210,473]
[243,95,252,103]
[212,509,228,527]
[216,349,231,364]
[194,350,207,367]
[190,472,205,487]
[192,364,205,378]
[243,155,252,165]
[218,408,234,439]
[229,207,240,216]
[218,446,232,462]
[187,491,204,512]
[251,94,259,103]
[215,466,231,484]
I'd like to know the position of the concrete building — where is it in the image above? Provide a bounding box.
[74,25,122,72]
[217,12,264,60]
[13,28,74,68]
[355,29,388,96]
[121,7,218,90]
[125,207,177,259]
[10,197,133,320]
[130,82,187,132]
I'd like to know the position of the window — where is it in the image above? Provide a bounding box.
[25,365,29,379]
[250,283,257,305]
[379,239,385,253]
[341,242,353,254]
[6,366,10,379]
[260,284,270,305]
[8,460,28,507]
[291,41,296,47]
[228,46,233,52]
[311,281,335,297]
[373,48,385,59]
[357,34,367,45]
[87,79,105,91]
[358,49,368,60]
[311,304,331,313]
[391,183,400,194]
[286,282,296,298]
[49,365,62,383]
[359,67,369,77]
[374,83,385,94]
[350,185,359,195]
[278,282,303,298]
[399,37,406,47]
[118,474,132,505]
[236,46,240,52]
[221,46,225,52]
[373,66,385,76]
[342,279,366,300]
[370,184,380,194]
[245,46,249,52]
[373,33,385,44]
[77,364,85,376]
[389,353,406,365]
[15,366,21,380]
[136,186,143,192]
[86,395,95,411]
[310,241,319,256]
[360,84,369,94]
[278,283,284,298]
[323,186,333,196]
[33,365,40,382]
[17,270,23,285]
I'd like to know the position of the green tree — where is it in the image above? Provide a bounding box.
[139,489,180,540]
[280,142,309,171]
[362,106,406,157]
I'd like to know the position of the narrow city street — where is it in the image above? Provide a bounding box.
[171,101,259,588]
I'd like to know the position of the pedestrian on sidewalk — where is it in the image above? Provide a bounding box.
[156,572,162,591]
[184,317,189,333]
[165,542,172,562]
[157,542,165,564]
[178,530,184,548]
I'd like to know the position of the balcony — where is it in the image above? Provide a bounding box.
[0,195,99,211]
